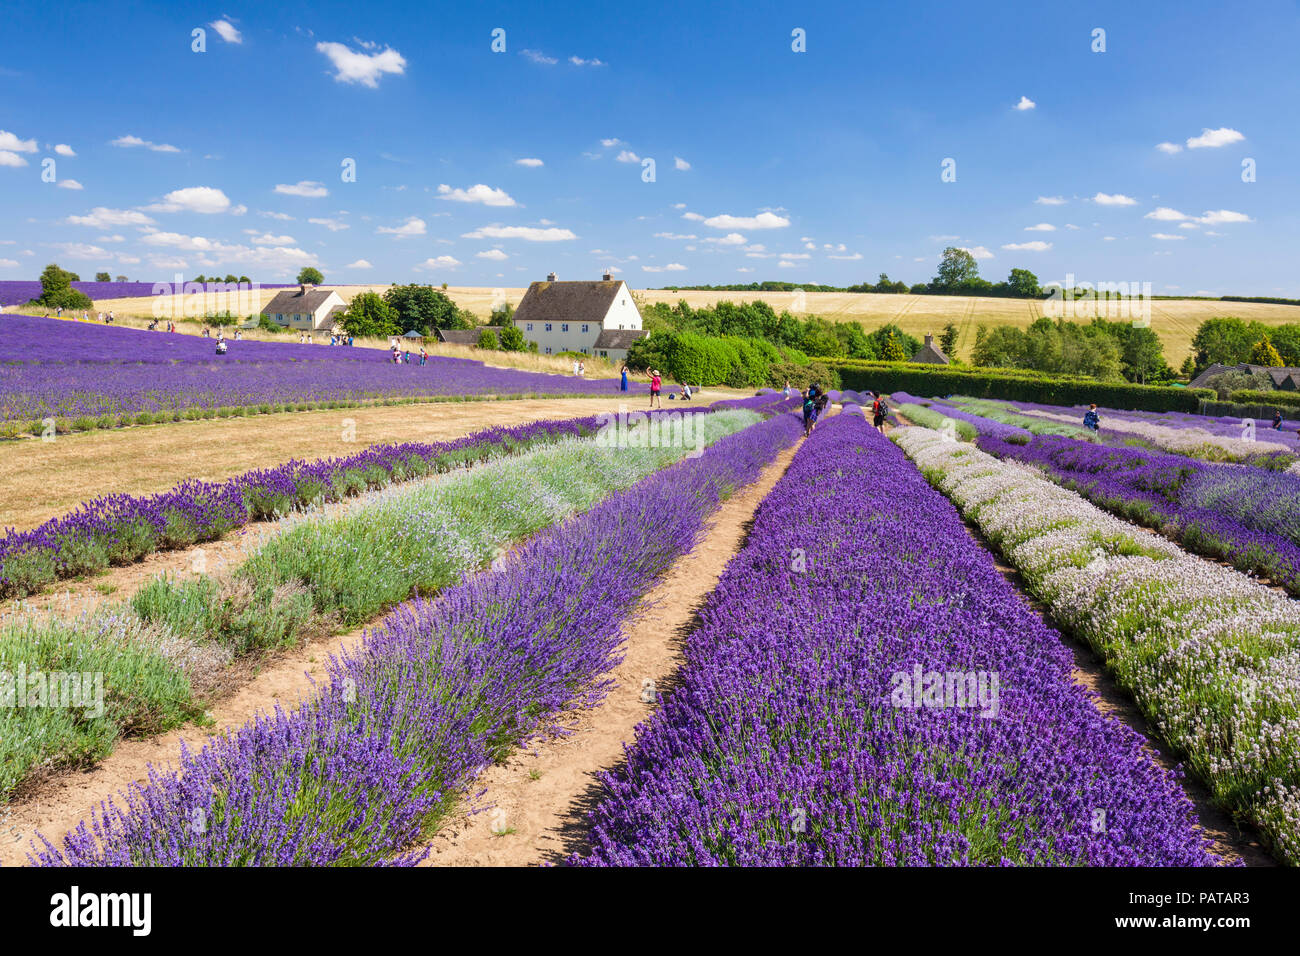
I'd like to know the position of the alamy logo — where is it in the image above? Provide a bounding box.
[593,406,705,459]
[50,886,152,936]
[890,664,1000,718]
[0,664,104,719]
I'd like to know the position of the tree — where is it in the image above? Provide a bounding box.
[238,275,251,285]
[498,324,525,351]
[487,303,515,326]
[1006,268,1041,298]
[114,274,127,282]
[933,247,980,291]
[1251,337,1284,367]
[383,284,462,334]
[95,271,111,282]
[192,275,207,284]
[36,263,92,310]
[297,267,324,285]
[477,328,500,350]
[880,330,908,362]
[338,291,400,338]
[939,323,960,359]
[1191,317,1256,373]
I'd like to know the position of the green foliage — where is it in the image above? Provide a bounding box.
[1228,389,1300,409]
[94,271,111,282]
[383,284,468,334]
[339,291,400,338]
[497,324,525,351]
[1188,316,1300,373]
[487,303,515,326]
[879,330,909,362]
[477,328,500,350]
[934,247,980,291]
[35,263,92,310]
[296,266,324,285]
[971,317,1125,381]
[1251,337,1284,367]
[939,323,960,359]
[1199,368,1274,399]
[827,358,1212,413]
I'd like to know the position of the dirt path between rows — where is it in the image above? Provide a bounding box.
[416,442,804,867]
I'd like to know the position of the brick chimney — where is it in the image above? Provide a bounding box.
[546,272,557,282]
[602,270,613,281]
[925,333,934,347]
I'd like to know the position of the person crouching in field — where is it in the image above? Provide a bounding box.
[1273,410,1283,430]
[1083,404,1101,433]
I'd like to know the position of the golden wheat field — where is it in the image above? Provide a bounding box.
[14,284,1300,367]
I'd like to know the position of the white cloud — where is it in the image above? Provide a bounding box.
[111,134,180,153]
[418,255,462,269]
[521,49,558,65]
[702,211,790,230]
[275,180,329,198]
[436,183,517,206]
[961,246,994,260]
[316,41,406,87]
[1155,142,1183,154]
[654,232,697,240]
[1178,222,1199,230]
[1001,240,1052,251]
[247,232,296,246]
[376,216,427,237]
[682,211,705,222]
[1064,223,1079,230]
[140,232,319,270]
[737,267,753,273]
[460,224,577,241]
[930,234,961,241]
[53,143,75,157]
[616,150,641,163]
[704,232,747,246]
[476,249,509,260]
[515,158,543,167]
[1024,223,1056,231]
[1014,95,1036,111]
[1144,207,1189,221]
[1034,196,1067,205]
[96,235,124,242]
[569,55,606,66]
[305,217,347,232]
[57,178,83,190]
[828,252,863,260]
[0,130,37,153]
[53,242,110,259]
[1198,209,1252,224]
[1186,127,1244,149]
[1102,236,1116,241]
[1093,192,1137,206]
[642,263,687,272]
[345,259,373,269]
[261,210,294,220]
[0,151,27,167]
[674,156,690,171]
[210,19,242,44]
[1151,233,1185,240]
[0,258,19,268]
[66,207,155,228]
[601,138,624,147]
[146,186,233,214]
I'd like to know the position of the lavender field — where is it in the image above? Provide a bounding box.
[0,280,294,307]
[0,313,639,426]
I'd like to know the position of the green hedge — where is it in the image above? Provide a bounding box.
[826,360,1211,413]
[1202,399,1297,420]
[656,331,832,388]
[1228,389,1300,410]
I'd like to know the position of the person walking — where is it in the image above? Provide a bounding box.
[873,394,888,433]
[578,360,586,378]
[620,364,629,392]
[802,389,818,438]
[420,348,428,366]
[782,380,791,398]
[1083,404,1101,434]
[649,369,663,409]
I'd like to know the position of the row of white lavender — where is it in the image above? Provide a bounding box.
[892,425,1300,866]
[996,401,1296,467]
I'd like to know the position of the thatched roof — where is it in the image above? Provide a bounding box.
[593,328,649,350]
[514,279,624,326]
[263,287,338,315]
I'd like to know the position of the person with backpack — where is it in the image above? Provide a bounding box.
[873,395,889,432]
[1083,404,1101,433]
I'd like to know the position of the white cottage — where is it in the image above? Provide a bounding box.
[262,285,347,331]
[513,272,648,362]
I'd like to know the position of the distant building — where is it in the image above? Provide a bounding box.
[434,329,482,346]
[513,272,648,362]
[1190,362,1300,391]
[262,285,346,331]
[911,332,951,365]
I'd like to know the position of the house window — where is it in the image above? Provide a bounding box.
[622,299,626,306]
[276,313,283,321]
[581,324,589,333]
[526,323,533,331]
[544,347,551,354]
[599,350,608,358]
[544,323,552,332]
[561,323,568,332]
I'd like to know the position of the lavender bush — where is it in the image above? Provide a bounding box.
[576,415,1224,866]
[30,410,804,865]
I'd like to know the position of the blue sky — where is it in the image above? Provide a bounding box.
[0,0,1295,294]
